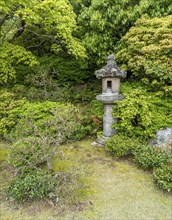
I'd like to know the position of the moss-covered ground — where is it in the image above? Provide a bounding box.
[0,140,171,220]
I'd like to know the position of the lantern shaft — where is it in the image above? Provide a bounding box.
[103,104,116,137]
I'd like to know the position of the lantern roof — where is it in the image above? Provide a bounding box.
[95,54,127,79]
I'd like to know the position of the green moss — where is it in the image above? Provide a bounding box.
[1,139,172,220]
[0,145,8,162]
[51,141,95,205]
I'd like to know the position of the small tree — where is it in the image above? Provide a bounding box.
[7,101,89,203]
[0,0,86,85]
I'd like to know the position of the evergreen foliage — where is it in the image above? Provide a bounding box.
[78,0,172,65]
[153,165,172,192]
[8,169,56,202]
[0,91,26,137]
[116,15,172,92]
[133,145,171,170]
[106,134,142,158]
[113,86,172,140]
[8,101,82,141]
[8,137,53,169]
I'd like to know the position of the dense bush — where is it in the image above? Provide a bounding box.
[23,82,99,103]
[77,100,103,138]
[153,164,172,192]
[8,137,53,170]
[106,132,172,192]
[0,91,26,137]
[78,0,172,65]
[38,55,92,85]
[7,101,82,141]
[106,134,142,158]
[0,89,103,141]
[134,145,171,170]
[113,86,172,140]
[0,91,80,139]
[12,64,100,103]
[116,15,172,93]
[7,135,92,203]
[8,170,56,202]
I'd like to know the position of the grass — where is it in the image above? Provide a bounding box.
[0,139,172,220]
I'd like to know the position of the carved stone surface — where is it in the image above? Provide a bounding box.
[95,54,127,79]
[96,94,124,103]
[103,104,116,137]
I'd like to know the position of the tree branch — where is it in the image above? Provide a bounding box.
[47,129,62,171]
[10,19,26,41]
[0,14,9,27]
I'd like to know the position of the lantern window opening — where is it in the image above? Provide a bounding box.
[107,80,112,89]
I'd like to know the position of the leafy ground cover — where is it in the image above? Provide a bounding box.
[0,140,171,220]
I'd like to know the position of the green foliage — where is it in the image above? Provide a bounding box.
[153,164,172,192]
[9,101,81,141]
[38,55,92,85]
[138,0,172,17]
[8,137,52,169]
[0,42,38,85]
[0,90,85,140]
[0,0,87,87]
[89,100,103,119]
[78,0,172,65]
[0,89,102,141]
[106,134,142,158]
[8,169,56,202]
[134,145,171,170]
[113,86,172,140]
[21,64,99,103]
[116,15,172,92]
[0,91,26,137]
[75,100,103,138]
[0,0,86,58]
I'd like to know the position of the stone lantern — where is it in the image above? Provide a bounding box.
[92,54,127,146]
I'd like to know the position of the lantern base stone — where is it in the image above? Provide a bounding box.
[91,135,110,147]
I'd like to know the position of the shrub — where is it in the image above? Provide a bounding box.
[24,68,100,103]
[38,55,92,85]
[76,100,103,138]
[8,137,53,170]
[0,91,26,137]
[8,101,82,141]
[116,15,172,92]
[106,134,142,158]
[113,87,172,140]
[153,164,172,192]
[23,67,73,102]
[134,145,171,170]
[0,90,99,141]
[8,170,56,202]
